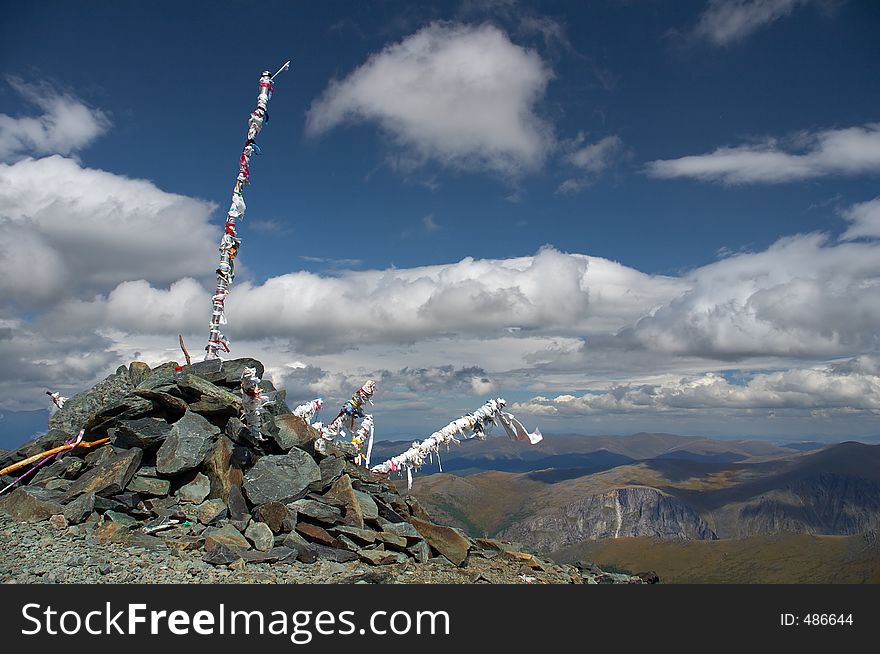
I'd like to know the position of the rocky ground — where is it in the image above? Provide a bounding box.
[0,514,653,584]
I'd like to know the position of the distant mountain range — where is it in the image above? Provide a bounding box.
[388,433,880,582]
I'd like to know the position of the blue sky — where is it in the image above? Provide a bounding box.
[1,0,879,446]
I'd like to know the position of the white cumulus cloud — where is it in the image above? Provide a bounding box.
[840,197,880,241]
[646,123,880,184]
[306,22,555,176]
[0,77,111,161]
[0,156,218,307]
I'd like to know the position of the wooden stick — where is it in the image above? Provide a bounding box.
[179,334,192,366]
[0,437,111,477]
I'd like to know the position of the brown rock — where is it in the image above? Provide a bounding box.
[295,522,337,547]
[204,435,241,502]
[358,549,397,565]
[128,361,152,387]
[203,524,251,550]
[409,517,472,566]
[252,502,292,534]
[48,514,68,529]
[197,498,228,525]
[323,474,364,528]
[97,520,132,544]
[0,487,63,522]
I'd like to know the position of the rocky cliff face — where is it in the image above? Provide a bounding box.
[725,473,880,538]
[499,486,716,552]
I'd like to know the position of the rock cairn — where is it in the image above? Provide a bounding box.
[0,358,630,577]
[0,359,544,566]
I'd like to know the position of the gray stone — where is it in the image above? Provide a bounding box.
[281,531,319,563]
[104,510,138,527]
[47,367,135,437]
[181,358,264,387]
[132,390,188,420]
[353,489,379,521]
[226,485,249,521]
[318,455,345,490]
[381,521,421,541]
[112,492,141,509]
[271,414,319,451]
[43,479,71,492]
[63,492,95,525]
[135,369,178,393]
[288,498,342,524]
[197,498,228,525]
[32,457,84,484]
[126,475,170,497]
[177,472,211,504]
[63,448,143,500]
[85,445,117,467]
[406,540,431,563]
[242,449,320,506]
[109,417,171,451]
[202,542,244,566]
[86,395,155,433]
[245,521,274,552]
[0,487,63,521]
[155,411,218,475]
[312,545,358,563]
[374,531,408,549]
[203,524,250,550]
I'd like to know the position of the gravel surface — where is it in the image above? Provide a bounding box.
[0,515,637,585]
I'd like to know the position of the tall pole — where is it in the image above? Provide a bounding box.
[205,62,291,360]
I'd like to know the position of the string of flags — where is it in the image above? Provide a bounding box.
[352,414,374,467]
[46,391,67,416]
[204,62,290,361]
[315,380,377,454]
[240,367,276,441]
[292,398,324,424]
[371,398,542,489]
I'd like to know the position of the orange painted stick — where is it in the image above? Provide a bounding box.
[0,437,111,477]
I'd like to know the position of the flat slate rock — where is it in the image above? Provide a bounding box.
[110,417,171,451]
[271,414,319,451]
[177,472,211,504]
[295,522,337,547]
[323,474,364,528]
[156,411,218,475]
[126,475,171,497]
[242,449,320,506]
[0,487,64,522]
[179,358,264,387]
[288,498,341,524]
[409,517,472,567]
[312,545,358,563]
[203,524,251,550]
[63,448,143,500]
